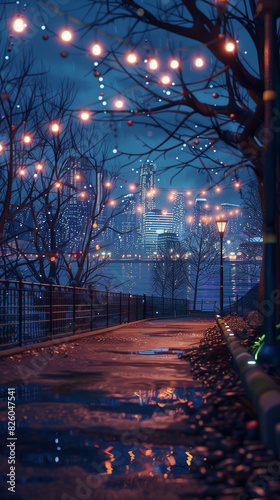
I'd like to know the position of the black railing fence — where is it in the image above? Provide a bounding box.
[0,279,204,349]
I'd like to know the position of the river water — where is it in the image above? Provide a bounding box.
[102,260,260,304]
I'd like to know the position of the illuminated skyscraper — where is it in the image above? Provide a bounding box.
[139,161,157,212]
[142,209,173,257]
[172,193,185,238]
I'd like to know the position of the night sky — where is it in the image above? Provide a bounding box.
[2,0,254,209]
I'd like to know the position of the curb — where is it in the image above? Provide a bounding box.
[216,315,280,457]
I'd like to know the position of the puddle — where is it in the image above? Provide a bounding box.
[131,348,185,355]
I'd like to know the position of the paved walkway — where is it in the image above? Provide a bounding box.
[0,318,214,500]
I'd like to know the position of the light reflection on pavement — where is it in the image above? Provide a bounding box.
[0,318,214,499]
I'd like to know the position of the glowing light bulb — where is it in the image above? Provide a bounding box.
[92,222,97,228]
[105,181,111,188]
[19,169,25,176]
[92,44,102,56]
[186,190,192,196]
[127,53,137,64]
[149,59,158,70]
[161,75,171,85]
[50,256,56,262]
[115,99,124,109]
[195,57,204,68]
[75,174,81,180]
[51,123,60,133]
[170,59,179,69]
[80,191,86,198]
[23,135,31,144]
[55,182,61,188]
[61,30,72,42]
[110,200,116,206]
[36,163,43,171]
[225,41,235,52]
[80,111,90,121]
[235,182,240,188]
[95,244,100,250]
[13,18,25,33]
[215,186,221,192]
[0,144,4,153]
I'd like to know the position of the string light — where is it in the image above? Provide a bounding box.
[161,75,171,85]
[23,135,31,144]
[0,144,4,153]
[149,59,158,70]
[61,30,72,42]
[194,57,204,68]
[115,99,124,109]
[170,59,179,69]
[92,44,102,56]
[19,169,25,176]
[80,111,90,121]
[51,123,60,133]
[13,18,25,33]
[225,41,236,52]
[36,163,43,171]
[127,53,137,64]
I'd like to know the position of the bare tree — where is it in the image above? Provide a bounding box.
[152,239,187,302]
[0,62,131,286]
[62,0,274,309]
[182,224,219,310]
[236,179,262,282]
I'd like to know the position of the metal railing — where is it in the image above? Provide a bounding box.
[0,279,193,349]
[221,284,259,317]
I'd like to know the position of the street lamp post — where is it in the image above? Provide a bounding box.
[216,220,228,315]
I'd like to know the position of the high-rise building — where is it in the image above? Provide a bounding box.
[118,193,138,256]
[193,198,208,231]
[61,157,93,251]
[220,203,242,235]
[142,209,173,257]
[139,161,157,253]
[172,193,185,238]
[139,161,157,212]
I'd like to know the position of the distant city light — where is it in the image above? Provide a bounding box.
[61,30,72,42]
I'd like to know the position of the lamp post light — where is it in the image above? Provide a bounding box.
[216,219,228,315]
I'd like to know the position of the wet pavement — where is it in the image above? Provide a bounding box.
[0,318,214,500]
